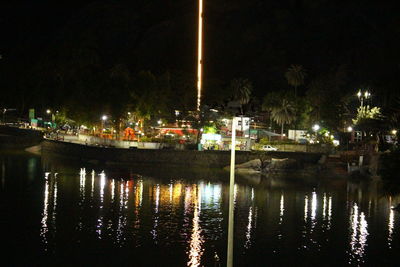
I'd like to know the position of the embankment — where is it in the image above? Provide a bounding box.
[0,126,43,149]
[42,139,323,168]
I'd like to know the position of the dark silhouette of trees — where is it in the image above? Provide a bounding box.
[285,65,306,97]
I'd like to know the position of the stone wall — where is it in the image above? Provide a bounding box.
[42,139,323,168]
[272,144,333,153]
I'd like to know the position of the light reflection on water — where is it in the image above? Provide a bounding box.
[348,202,369,265]
[35,169,400,265]
[3,152,400,266]
[187,185,203,267]
[40,172,58,251]
[388,197,395,249]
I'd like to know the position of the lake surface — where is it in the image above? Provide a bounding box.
[1,151,400,266]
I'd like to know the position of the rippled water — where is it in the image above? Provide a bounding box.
[1,151,400,266]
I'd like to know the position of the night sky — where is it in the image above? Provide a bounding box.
[1,0,400,113]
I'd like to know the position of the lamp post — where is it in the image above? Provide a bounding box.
[45,109,52,128]
[346,126,353,150]
[357,90,371,108]
[312,124,320,143]
[312,124,320,133]
[101,115,107,134]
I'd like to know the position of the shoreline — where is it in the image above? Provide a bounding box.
[40,139,324,168]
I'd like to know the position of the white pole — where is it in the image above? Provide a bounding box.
[227,117,236,267]
[196,0,203,111]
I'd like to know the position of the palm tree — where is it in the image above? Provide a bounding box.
[262,91,281,130]
[231,78,252,115]
[271,98,295,138]
[285,64,306,97]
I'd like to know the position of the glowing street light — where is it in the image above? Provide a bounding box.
[101,115,107,133]
[46,109,51,114]
[312,124,320,132]
[392,129,397,135]
[357,90,371,108]
[196,0,204,111]
[347,126,353,132]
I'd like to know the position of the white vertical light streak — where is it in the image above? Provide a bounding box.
[244,206,253,249]
[349,202,369,264]
[40,180,49,247]
[304,195,308,222]
[227,117,236,267]
[52,177,58,228]
[311,191,317,221]
[279,193,285,223]
[327,196,332,230]
[100,171,106,203]
[152,184,160,242]
[188,185,203,267]
[79,168,86,205]
[388,209,395,248]
[91,170,95,198]
[155,185,160,214]
[111,179,115,201]
[245,187,255,249]
[116,182,125,245]
[388,198,395,248]
[196,0,203,111]
[97,171,106,238]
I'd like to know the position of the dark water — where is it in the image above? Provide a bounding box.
[1,151,400,266]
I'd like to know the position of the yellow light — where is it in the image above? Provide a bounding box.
[196,0,203,111]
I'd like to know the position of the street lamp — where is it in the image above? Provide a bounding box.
[357,90,371,108]
[347,126,353,132]
[312,124,320,143]
[45,109,53,128]
[101,115,107,133]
